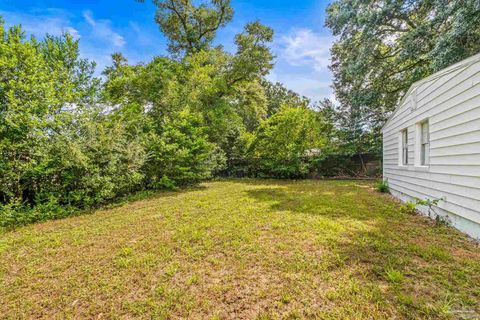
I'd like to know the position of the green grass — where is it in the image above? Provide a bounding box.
[1,179,479,319]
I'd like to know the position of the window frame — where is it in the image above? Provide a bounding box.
[421,121,430,166]
[399,128,409,166]
[415,119,430,168]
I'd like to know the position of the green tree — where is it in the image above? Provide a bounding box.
[142,109,225,188]
[227,21,274,86]
[261,79,310,117]
[326,0,480,150]
[102,53,227,188]
[103,18,275,156]
[0,21,148,227]
[249,107,329,178]
[141,0,233,57]
[0,20,98,204]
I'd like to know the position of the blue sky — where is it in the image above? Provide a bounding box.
[0,0,334,102]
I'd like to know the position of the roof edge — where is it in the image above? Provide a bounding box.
[382,52,480,131]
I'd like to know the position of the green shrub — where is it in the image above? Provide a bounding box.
[0,200,25,229]
[142,109,226,188]
[246,107,328,178]
[400,201,418,215]
[400,197,444,219]
[157,176,177,190]
[0,198,76,229]
[376,179,389,193]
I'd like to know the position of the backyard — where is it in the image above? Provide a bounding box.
[1,179,479,319]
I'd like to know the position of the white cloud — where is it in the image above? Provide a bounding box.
[0,10,80,39]
[64,27,80,39]
[129,21,158,47]
[266,28,337,103]
[267,72,333,102]
[83,10,96,26]
[278,28,333,72]
[83,10,125,47]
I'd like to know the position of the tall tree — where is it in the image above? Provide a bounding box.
[114,3,275,149]
[0,20,157,228]
[260,79,310,117]
[228,21,274,85]
[139,0,233,57]
[326,0,480,149]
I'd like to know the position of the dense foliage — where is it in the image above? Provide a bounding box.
[0,1,331,228]
[7,0,472,227]
[248,107,329,178]
[0,22,147,226]
[325,0,480,154]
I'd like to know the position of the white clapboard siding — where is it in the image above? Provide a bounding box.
[382,53,480,239]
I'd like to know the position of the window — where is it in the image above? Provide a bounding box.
[420,121,430,165]
[401,129,409,165]
[414,119,430,167]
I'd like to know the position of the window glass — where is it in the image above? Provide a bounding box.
[402,129,408,165]
[421,121,430,165]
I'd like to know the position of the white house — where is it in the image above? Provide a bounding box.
[382,53,480,240]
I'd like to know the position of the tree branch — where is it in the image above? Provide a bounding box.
[196,4,226,42]
[164,0,195,51]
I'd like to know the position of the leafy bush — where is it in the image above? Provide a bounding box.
[142,109,226,188]
[247,107,328,178]
[400,197,445,221]
[54,121,146,208]
[400,201,418,215]
[376,180,389,193]
[0,198,75,229]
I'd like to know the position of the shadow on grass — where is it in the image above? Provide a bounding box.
[244,182,404,267]
[242,180,480,317]
[245,182,396,221]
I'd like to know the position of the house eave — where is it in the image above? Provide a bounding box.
[381,52,480,132]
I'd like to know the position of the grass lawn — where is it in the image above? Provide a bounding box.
[1,179,479,319]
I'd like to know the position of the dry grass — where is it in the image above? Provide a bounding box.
[1,179,479,319]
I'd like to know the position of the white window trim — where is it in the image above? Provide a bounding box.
[399,128,409,167]
[414,119,430,169]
